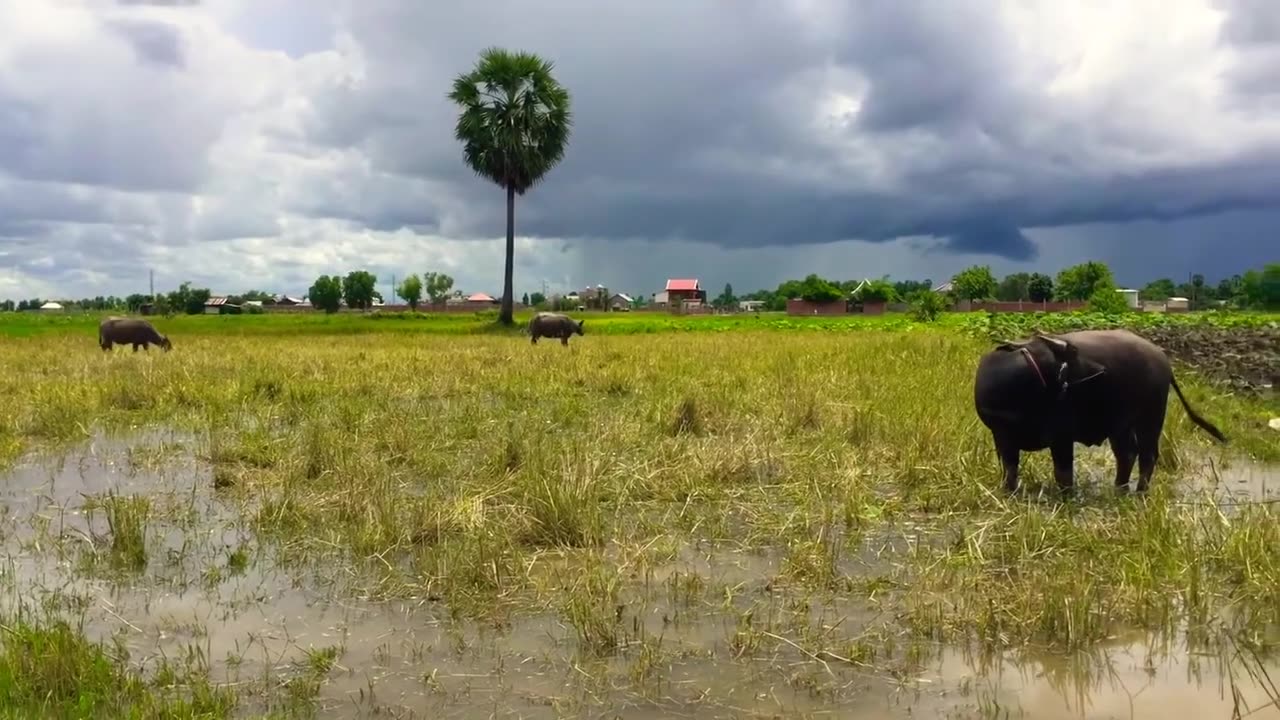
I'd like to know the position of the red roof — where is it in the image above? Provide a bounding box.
[665,278,700,292]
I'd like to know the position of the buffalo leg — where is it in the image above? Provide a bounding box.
[994,435,1021,493]
[1110,430,1138,492]
[132,344,140,352]
[1134,410,1167,493]
[1050,437,1075,494]
[531,334,538,344]
[561,335,569,346]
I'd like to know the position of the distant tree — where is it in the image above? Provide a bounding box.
[1140,278,1177,301]
[529,291,547,307]
[713,283,737,309]
[950,265,998,301]
[1190,273,1209,305]
[854,278,897,303]
[1263,263,1280,309]
[797,274,843,303]
[341,270,378,310]
[397,274,424,311]
[308,275,343,314]
[424,271,455,305]
[0,300,13,312]
[775,279,806,301]
[893,279,932,298]
[236,289,274,304]
[1216,275,1244,306]
[1088,286,1131,314]
[1027,273,1054,302]
[448,47,573,326]
[1241,263,1280,309]
[1055,261,1115,301]
[1173,273,1214,309]
[908,289,947,322]
[521,292,530,306]
[740,288,781,311]
[165,281,211,315]
[995,272,1031,301]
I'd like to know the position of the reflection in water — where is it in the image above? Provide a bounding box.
[0,433,1277,718]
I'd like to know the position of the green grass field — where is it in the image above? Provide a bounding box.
[0,310,1277,718]
[4,305,1278,339]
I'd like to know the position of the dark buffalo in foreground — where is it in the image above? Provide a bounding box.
[99,316,172,352]
[528,312,584,346]
[973,329,1226,494]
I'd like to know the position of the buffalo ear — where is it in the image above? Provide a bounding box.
[1034,333,1076,360]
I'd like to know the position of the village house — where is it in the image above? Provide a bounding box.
[664,278,706,306]
[204,296,241,314]
[609,293,633,311]
[441,292,502,311]
[580,284,609,309]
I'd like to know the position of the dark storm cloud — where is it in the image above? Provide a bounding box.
[834,2,1029,134]
[104,18,186,69]
[295,0,1280,264]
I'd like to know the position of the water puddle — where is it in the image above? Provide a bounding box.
[0,433,1277,718]
[916,635,1280,719]
[1183,454,1280,505]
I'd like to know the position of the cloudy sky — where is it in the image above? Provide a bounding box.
[1,0,1277,301]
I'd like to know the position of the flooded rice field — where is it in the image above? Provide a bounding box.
[2,429,1277,719]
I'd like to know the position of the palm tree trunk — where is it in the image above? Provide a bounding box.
[500,183,516,325]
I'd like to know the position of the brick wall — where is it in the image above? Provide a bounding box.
[964,300,1088,313]
[786,298,848,315]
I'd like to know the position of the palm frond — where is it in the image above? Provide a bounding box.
[447,47,573,192]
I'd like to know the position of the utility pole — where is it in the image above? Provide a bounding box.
[149,269,154,299]
[391,274,396,304]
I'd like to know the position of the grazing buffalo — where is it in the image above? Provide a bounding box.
[973,329,1226,494]
[528,311,584,346]
[99,316,172,353]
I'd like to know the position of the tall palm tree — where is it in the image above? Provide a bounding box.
[448,47,572,326]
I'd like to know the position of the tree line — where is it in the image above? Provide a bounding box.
[0,284,279,315]
[729,260,1279,312]
[945,261,1279,310]
[3,262,1275,316]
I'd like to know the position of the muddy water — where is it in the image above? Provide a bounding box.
[1,434,1278,719]
[1183,454,1280,504]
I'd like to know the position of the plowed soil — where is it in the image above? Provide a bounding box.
[1141,324,1279,394]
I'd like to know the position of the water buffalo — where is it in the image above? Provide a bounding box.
[528,311,584,346]
[973,329,1226,494]
[99,316,172,353]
